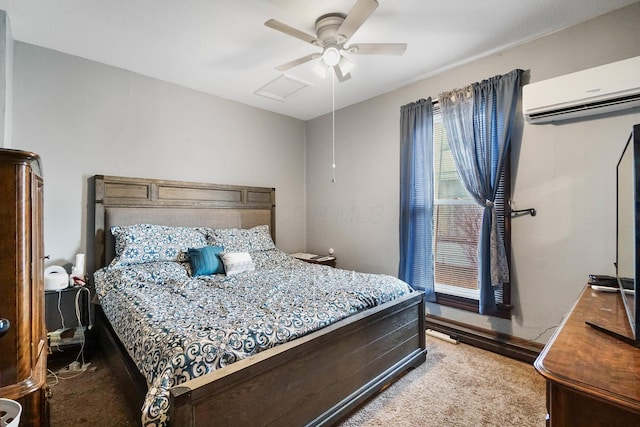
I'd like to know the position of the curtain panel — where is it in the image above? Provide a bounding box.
[398,98,435,301]
[438,69,523,314]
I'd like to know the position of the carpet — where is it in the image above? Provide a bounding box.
[338,338,546,426]
[47,351,139,427]
[48,336,546,426]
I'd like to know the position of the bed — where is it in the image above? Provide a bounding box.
[89,174,426,427]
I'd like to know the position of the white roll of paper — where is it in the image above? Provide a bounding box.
[426,329,459,344]
[73,253,85,276]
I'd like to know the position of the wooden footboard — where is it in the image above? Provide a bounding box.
[169,292,426,426]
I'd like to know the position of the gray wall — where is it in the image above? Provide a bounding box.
[10,43,307,268]
[6,3,640,344]
[305,3,640,343]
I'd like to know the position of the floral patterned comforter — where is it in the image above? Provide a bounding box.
[94,248,414,426]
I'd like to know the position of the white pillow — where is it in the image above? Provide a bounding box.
[220,252,255,276]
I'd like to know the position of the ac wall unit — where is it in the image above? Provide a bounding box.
[523,56,640,124]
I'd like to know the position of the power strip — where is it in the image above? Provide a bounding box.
[66,361,91,372]
[48,326,86,347]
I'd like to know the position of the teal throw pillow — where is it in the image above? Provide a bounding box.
[188,246,224,276]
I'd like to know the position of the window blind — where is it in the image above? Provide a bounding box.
[432,105,508,305]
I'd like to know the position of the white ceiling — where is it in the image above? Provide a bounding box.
[0,0,636,120]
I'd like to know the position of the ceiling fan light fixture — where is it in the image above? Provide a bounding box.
[266,0,406,82]
[313,60,329,78]
[322,46,341,67]
[337,56,354,75]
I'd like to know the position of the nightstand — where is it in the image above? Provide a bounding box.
[44,286,93,351]
[291,253,337,268]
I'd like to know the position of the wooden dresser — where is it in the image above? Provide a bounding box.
[534,286,640,426]
[0,149,49,426]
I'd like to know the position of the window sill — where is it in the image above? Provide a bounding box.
[434,292,512,319]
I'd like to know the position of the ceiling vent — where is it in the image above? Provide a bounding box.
[255,74,313,102]
[523,56,640,124]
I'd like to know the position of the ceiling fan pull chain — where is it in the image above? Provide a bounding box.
[332,71,336,183]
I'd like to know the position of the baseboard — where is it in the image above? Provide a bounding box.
[425,314,544,364]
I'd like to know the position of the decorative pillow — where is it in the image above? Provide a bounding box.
[220,252,255,276]
[111,224,209,265]
[211,224,275,253]
[188,246,224,276]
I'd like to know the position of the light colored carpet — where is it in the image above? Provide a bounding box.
[339,337,546,427]
[49,335,546,426]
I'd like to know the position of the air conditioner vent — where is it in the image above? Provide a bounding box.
[523,56,640,124]
[527,92,640,122]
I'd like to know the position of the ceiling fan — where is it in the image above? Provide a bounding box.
[265,0,407,82]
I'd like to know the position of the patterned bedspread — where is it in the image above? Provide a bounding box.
[94,248,414,426]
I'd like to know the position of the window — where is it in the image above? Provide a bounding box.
[432,105,511,317]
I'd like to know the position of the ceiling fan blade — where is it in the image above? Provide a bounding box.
[275,53,321,71]
[333,65,352,82]
[346,43,407,55]
[265,19,319,45]
[336,0,379,44]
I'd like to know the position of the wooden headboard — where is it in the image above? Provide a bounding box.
[91,175,275,272]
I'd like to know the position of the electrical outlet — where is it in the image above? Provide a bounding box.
[68,361,81,371]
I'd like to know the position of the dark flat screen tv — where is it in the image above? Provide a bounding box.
[616,123,640,344]
[586,123,640,347]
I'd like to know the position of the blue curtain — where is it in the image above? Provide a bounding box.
[439,69,522,314]
[399,98,435,301]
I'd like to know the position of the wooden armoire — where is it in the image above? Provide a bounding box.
[0,149,49,426]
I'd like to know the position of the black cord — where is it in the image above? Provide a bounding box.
[531,317,563,342]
